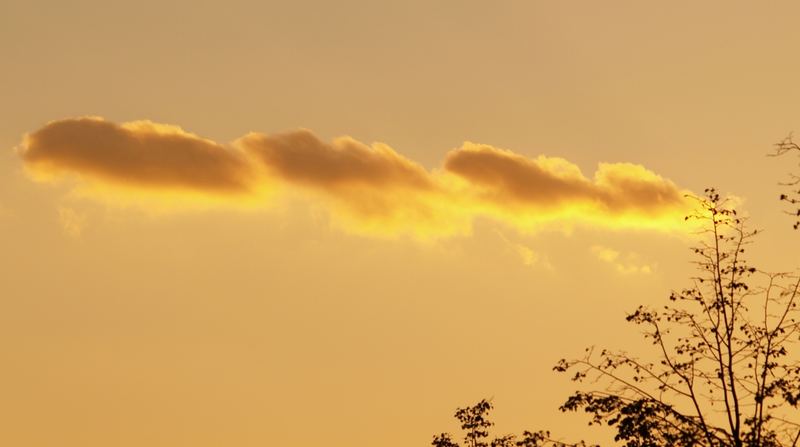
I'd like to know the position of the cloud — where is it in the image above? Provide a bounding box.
[18,117,695,238]
[591,245,655,274]
[239,130,433,192]
[20,117,255,194]
[58,206,86,239]
[496,231,554,270]
[237,130,465,237]
[443,143,689,230]
[444,144,593,207]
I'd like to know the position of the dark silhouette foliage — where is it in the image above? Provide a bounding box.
[435,189,800,446]
[431,399,594,447]
[556,189,800,446]
[772,135,800,229]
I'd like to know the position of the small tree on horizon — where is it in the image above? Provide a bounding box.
[432,398,593,447]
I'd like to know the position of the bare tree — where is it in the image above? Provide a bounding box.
[435,189,800,446]
[771,135,800,229]
[556,189,800,447]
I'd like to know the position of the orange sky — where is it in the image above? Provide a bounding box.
[3,1,800,446]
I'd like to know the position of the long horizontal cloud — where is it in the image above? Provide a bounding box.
[17,117,694,238]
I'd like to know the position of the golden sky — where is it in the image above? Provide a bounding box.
[3,1,800,446]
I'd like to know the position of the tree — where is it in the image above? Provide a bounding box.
[555,189,800,447]
[772,135,800,230]
[435,189,800,446]
[431,398,592,447]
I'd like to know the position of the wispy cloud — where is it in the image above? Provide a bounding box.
[496,231,554,270]
[18,117,696,238]
[58,206,87,239]
[591,245,655,275]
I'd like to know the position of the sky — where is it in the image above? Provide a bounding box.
[2,1,800,446]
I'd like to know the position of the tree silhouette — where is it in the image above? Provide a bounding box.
[431,398,593,447]
[435,189,800,446]
[772,135,800,230]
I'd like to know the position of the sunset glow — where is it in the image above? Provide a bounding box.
[3,2,800,446]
